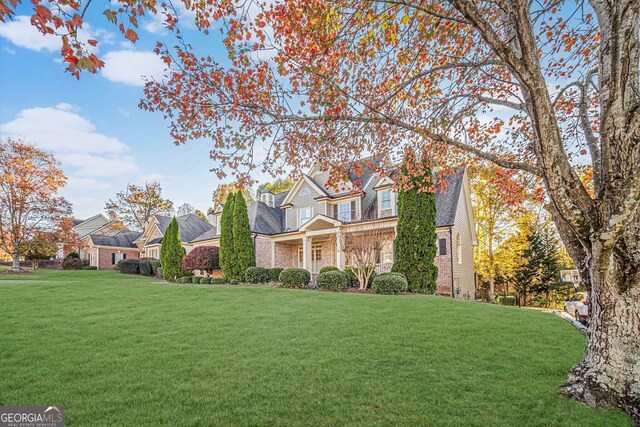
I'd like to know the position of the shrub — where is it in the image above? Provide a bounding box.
[245,266,269,283]
[319,266,339,274]
[316,270,348,292]
[80,265,97,270]
[230,279,240,285]
[155,266,163,279]
[139,260,152,276]
[117,259,140,275]
[496,295,517,306]
[64,251,80,259]
[62,258,83,270]
[343,266,377,288]
[37,259,62,269]
[200,277,211,284]
[178,276,192,284]
[279,268,311,288]
[267,268,284,282]
[192,277,202,284]
[182,246,220,276]
[160,217,189,281]
[210,277,227,285]
[371,272,409,295]
[141,258,161,275]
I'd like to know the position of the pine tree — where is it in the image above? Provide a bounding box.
[160,217,187,281]
[219,192,236,279]
[232,191,255,279]
[392,150,439,293]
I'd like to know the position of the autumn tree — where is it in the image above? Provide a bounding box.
[21,232,56,269]
[470,163,533,300]
[0,138,72,271]
[212,183,253,211]
[8,0,640,418]
[105,182,174,231]
[256,177,295,197]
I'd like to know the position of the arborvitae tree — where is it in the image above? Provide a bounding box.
[232,191,255,279]
[392,150,438,293]
[160,217,187,281]
[219,192,236,279]
[515,225,562,305]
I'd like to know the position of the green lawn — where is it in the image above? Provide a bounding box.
[0,270,631,426]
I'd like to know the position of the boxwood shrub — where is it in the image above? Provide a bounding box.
[200,277,211,284]
[496,295,517,306]
[267,268,284,282]
[117,259,140,275]
[371,272,408,295]
[191,277,202,284]
[139,260,152,276]
[319,266,339,274]
[316,270,348,292]
[210,278,227,285]
[178,276,192,284]
[278,268,311,288]
[245,266,269,284]
[62,258,83,270]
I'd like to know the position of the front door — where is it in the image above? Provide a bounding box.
[311,246,322,273]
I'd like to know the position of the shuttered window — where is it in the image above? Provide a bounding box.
[439,238,447,256]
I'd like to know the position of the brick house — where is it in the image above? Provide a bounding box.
[191,159,478,299]
[84,231,142,270]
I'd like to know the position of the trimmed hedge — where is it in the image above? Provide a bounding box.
[200,277,211,284]
[192,277,202,284]
[319,266,339,274]
[210,277,227,285]
[139,260,152,276]
[230,279,240,285]
[371,272,408,295]
[267,268,284,282]
[279,268,311,288]
[118,259,140,275]
[316,270,348,292]
[141,258,161,275]
[62,258,83,270]
[178,276,192,284]
[245,266,269,283]
[80,266,97,270]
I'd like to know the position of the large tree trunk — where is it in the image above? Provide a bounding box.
[558,235,640,423]
[10,252,21,271]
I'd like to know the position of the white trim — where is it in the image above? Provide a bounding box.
[298,214,341,232]
[280,175,327,206]
[461,169,478,245]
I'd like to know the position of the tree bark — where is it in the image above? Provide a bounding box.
[11,252,21,271]
[558,237,640,424]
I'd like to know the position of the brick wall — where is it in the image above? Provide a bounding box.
[255,236,273,268]
[274,242,298,268]
[435,229,452,296]
[96,248,140,270]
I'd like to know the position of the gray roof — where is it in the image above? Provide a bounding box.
[73,218,85,226]
[248,201,285,235]
[434,169,464,227]
[91,230,142,248]
[145,237,162,246]
[190,228,218,243]
[154,214,215,243]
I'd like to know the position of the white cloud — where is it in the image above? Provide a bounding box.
[66,177,112,191]
[142,4,197,35]
[0,15,113,54]
[0,104,128,154]
[101,50,166,86]
[58,153,139,177]
[0,16,60,52]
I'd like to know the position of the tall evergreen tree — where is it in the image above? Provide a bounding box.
[232,191,255,279]
[160,217,187,281]
[392,150,438,293]
[219,192,236,279]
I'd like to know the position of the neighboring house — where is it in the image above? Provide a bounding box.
[84,230,142,270]
[191,159,478,299]
[134,214,215,259]
[561,268,581,287]
[66,214,111,259]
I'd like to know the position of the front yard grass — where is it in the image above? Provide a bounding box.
[0,270,632,426]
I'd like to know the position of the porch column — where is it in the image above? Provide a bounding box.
[336,230,344,270]
[302,236,312,272]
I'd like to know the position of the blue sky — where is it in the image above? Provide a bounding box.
[0,6,256,219]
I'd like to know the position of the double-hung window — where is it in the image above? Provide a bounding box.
[299,207,312,226]
[338,202,351,221]
[381,190,391,211]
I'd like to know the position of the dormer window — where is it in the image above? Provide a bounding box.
[299,188,310,197]
[381,190,391,210]
[261,192,275,207]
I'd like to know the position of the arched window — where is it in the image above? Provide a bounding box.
[456,233,462,264]
[300,188,310,196]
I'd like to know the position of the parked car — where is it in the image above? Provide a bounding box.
[564,292,589,324]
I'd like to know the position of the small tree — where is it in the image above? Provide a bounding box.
[105,182,174,231]
[219,192,236,279]
[160,217,187,281]
[22,233,56,269]
[0,138,72,271]
[182,246,220,276]
[339,227,388,290]
[392,150,438,293]
[232,191,255,280]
